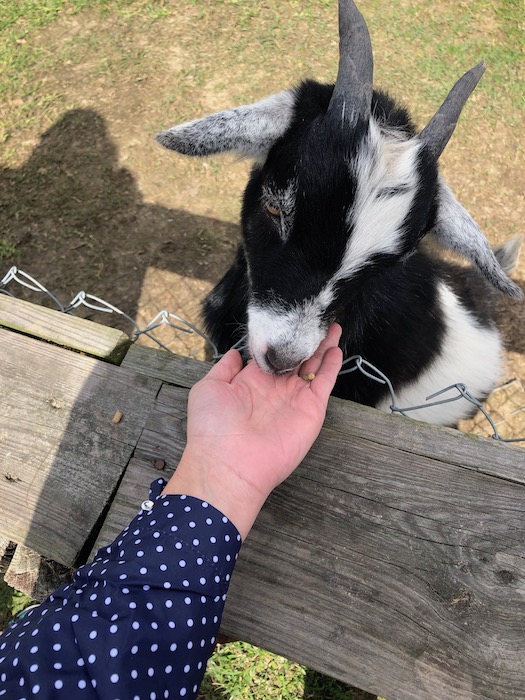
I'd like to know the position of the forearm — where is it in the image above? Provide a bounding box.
[0,478,241,700]
[162,447,268,540]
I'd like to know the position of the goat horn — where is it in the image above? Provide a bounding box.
[327,0,374,125]
[419,62,486,159]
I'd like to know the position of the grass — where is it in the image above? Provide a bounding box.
[0,579,33,631]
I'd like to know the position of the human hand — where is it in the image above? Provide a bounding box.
[163,324,343,538]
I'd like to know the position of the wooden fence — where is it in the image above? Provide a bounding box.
[0,294,524,700]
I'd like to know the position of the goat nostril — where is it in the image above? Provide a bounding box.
[264,347,293,373]
[264,347,279,373]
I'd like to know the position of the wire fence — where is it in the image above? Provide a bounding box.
[1,266,524,444]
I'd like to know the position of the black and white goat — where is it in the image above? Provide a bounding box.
[156,0,522,425]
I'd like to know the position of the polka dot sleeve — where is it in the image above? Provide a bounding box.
[0,478,242,699]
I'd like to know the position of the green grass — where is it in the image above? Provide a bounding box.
[0,579,33,631]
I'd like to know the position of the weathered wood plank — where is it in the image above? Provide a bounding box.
[224,425,525,700]
[3,544,72,601]
[122,343,211,387]
[0,295,131,363]
[93,376,525,700]
[325,395,525,485]
[91,385,188,556]
[0,328,161,566]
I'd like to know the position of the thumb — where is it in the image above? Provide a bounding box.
[203,348,244,384]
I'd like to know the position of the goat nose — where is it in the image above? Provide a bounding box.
[264,346,294,373]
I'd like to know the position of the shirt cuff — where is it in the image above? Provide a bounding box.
[88,478,242,597]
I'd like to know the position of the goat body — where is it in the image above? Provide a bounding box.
[157,2,522,425]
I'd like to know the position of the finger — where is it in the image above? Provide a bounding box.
[310,346,343,402]
[299,323,342,379]
[204,348,244,383]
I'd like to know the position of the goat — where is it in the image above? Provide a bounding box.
[156,0,522,426]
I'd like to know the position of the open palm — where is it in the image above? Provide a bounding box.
[185,324,343,499]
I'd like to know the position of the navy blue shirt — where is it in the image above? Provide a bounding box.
[0,478,242,699]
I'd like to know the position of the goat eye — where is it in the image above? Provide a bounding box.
[265,202,281,217]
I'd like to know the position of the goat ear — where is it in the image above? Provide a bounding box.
[430,177,523,299]
[155,90,296,160]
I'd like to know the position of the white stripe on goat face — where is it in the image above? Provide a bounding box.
[337,122,421,281]
[248,286,335,373]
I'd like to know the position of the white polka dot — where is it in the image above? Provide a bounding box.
[210,536,217,543]
[29,664,38,673]
[202,502,209,508]
[192,539,200,546]
[180,689,187,697]
[156,545,163,553]
[206,518,212,525]
[110,674,119,683]
[29,646,38,654]
[197,558,204,565]
[178,560,186,568]
[160,564,167,571]
[78,680,87,689]
[199,577,206,585]
[165,664,173,673]
[189,521,196,528]
[184,506,191,512]
[129,602,137,609]
[165,600,173,608]
[184,664,190,673]
[187,618,194,627]
[148,667,155,677]
[88,654,96,664]
[104,596,112,606]
[89,630,97,640]
[151,643,158,652]
[110,624,118,634]
[182,580,190,587]
[175,542,183,549]
[137,551,144,557]
[170,643,177,651]
[54,662,62,670]
[131,645,138,655]
[55,680,63,690]
[131,669,138,679]
[110,648,118,658]
[52,623,60,632]
[31,685,40,694]
[163,582,171,589]
[139,567,148,575]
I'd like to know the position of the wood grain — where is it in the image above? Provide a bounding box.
[91,384,188,557]
[0,295,131,363]
[0,328,160,566]
[122,343,211,387]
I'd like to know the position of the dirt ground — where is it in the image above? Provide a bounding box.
[1,0,524,442]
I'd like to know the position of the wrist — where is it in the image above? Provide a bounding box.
[162,447,267,540]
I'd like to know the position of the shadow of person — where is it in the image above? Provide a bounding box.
[0,108,239,334]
